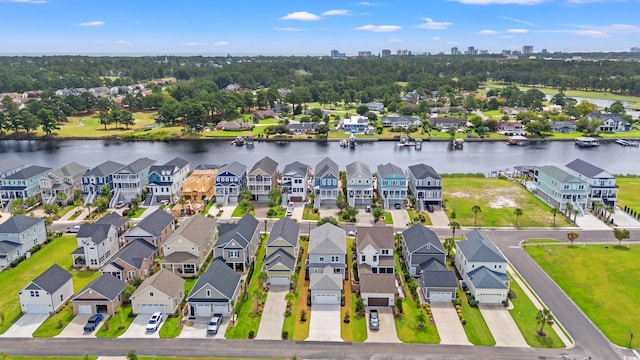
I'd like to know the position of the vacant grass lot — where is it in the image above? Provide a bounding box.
[526,244,640,347]
[0,236,99,335]
[616,178,640,210]
[443,178,572,227]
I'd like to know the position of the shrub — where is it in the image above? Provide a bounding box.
[343,311,350,324]
[299,310,307,322]
[282,330,289,339]
[452,298,462,306]
[354,298,364,313]
[468,297,478,307]
[267,209,277,216]
[394,297,403,314]
[341,295,345,307]
[248,330,255,339]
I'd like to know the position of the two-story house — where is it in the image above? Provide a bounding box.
[339,116,370,133]
[0,155,28,180]
[534,165,588,212]
[497,121,525,135]
[19,264,74,314]
[588,112,631,132]
[356,225,396,307]
[0,165,52,206]
[307,223,346,279]
[377,163,407,209]
[161,216,217,277]
[122,208,175,248]
[407,164,442,211]
[147,157,190,205]
[263,217,300,286]
[100,239,158,282]
[346,161,373,207]
[281,161,310,203]
[72,224,119,270]
[565,159,618,208]
[0,215,46,267]
[214,161,247,205]
[248,156,278,201]
[39,162,89,205]
[213,213,260,272]
[82,160,125,196]
[186,258,241,318]
[455,230,510,304]
[111,157,156,203]
[314,157,340,207]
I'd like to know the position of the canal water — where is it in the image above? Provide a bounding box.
[1,139,639,175]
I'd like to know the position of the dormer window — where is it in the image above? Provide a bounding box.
[149,292,154,297]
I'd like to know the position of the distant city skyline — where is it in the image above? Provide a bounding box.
[0,0,638,56]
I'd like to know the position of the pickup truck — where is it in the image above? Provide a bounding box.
[369,309,379,330]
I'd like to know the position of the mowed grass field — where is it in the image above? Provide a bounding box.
[443,178,572,228]
[31,111,158,138]
[616,178,640,210]
[525,244,640,347]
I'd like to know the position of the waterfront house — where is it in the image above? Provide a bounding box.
[214,161,247,205]
[565,159,618,208]
[0,215,46,267]
[0,155,28,179]
[111,157,156,203]
[100,239,157,282]
[186,258,241,317]
[381,116,422,129]
[307,223,346,280]
[251,109,276,120]
[248,156,278,202]
[72,224,119,270]
[339,116,370,134]
[81,160,125,196]
[213,213,260,272]
[147,157,190,205]
[377,163,407,209]
[0,165,52,205]
[287,122,318,135]
[72,274,126,316]
[161,216,217,277]
[214,120,253,131]
[551,121,576,133]
[346,161,373,207]
[588,112,631,132]
[263,217,300,286]
[533,165,588,212]
[455,230,510,304]
[130,268,185,315]
[314,157,340,207]
[407,164,442,211]
[497,121,525,135]
[39,162,89,205]
[122,208,175,248]
[428,116,466,129]
[19,264,73,314]
[281,161,310,203]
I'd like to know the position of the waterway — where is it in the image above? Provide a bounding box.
[2,139,639,175]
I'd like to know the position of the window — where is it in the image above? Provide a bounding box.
[331,256,340,262]
[381,249,389,255]
[319,256,325,262]
[361,255,366,262]
[372,255,377,262]
[30,290,39,297]
[60,294,64,301]
[206,289,211,297]
[229,250,239,258]
[149,292,154,297]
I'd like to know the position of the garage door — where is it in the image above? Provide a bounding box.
[430,292,453,302]
[314,294,338,305]
[270,275,290,286]
[77,304,92,315]
[367,297,389,307]
[476,293,505,304]
[195,304,212,317]
[290,196,303,202]
[139,304,166,314]
[212,303,229,316]
[26,304,50,314]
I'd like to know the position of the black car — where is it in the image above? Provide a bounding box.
[427,204,435,212]
[394,203,401,209]
[365,205,371,213]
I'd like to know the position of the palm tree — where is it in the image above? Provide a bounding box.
[591,200,603,217]
[573,209,579,225]
[449,221,460,240]
[442,198,449,210]
[564,203,573,218]
[606,207,615,223]
[444,237,456,258]
[566,231,579,247]
[550,207,560,227]
[536,308,555,336]
[471,205,482,227]
[514,208,523,227]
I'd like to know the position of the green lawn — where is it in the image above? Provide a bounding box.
[382,211,393,225]
[28,112,157,138]
[508,278,564,348]
[95,305,134,338]
[443,178,572,227]
[224,237,267,339]
[407,209,433,226]
[341,238,367,342]
[128,207,147,218]
[617,178,640,210]
[267,206,286,218]
[0,236,96,334]
[456,289,495,346]
[159,315,183,338]
[281,244,310,341]
[526,244,640,347]
[302,207,320,221]
[231,204,255,217]
[525,238,561,244]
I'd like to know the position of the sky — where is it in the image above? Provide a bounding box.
[0,0,638,56]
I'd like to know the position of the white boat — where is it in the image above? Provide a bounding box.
[574,137,599,147]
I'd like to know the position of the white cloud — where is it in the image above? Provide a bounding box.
[180,42,200,46]
[507,28,529,33]
[358,2,380,5]
[388,38,403,42]
[214,41,229,46]
[567,0,623,3]
[432,37,441,41]
[113,40,132,47]
[448,0,545,4]
[479,29,497,34]
[322,9,351,16]
[573,30,609,38]
[79,21,104,27]
[498,35,515,38]
[417,18,453,30]
[280,11,321,21]
[273,27,303,31]
[355,24,402,32]
[500,16,535,26]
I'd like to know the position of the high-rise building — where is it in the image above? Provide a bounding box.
[381,49,391,57]
[330,49,346,58]
[631,47,640,53]
[522,45,534,54]
[451,47,459,55]
[466,46,477,55]
[358,51,372,57]
[396,49,411,56]
[502,50,512,56]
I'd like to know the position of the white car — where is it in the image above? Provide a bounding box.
[146,312,163,332]
[348,230,357,237]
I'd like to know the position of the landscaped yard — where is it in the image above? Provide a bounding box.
[443,178,572,227]
[96,305,134,338]
[0,235,98,335]
[526,244,640,347]
[616,177,640,210]
[341,238,367,342]
[302,206,320,221]
[159,315,183,338]
[456,289,495,346]
[281,243,310,341]
[231,204,256,217]
[407,209,433,226]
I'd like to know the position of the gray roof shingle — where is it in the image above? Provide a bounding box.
[315,157,339,178]
[309,223,346,255]
[565,159,611,179]
[94,212,128,228]
[77,224,116,245]
[310,270,343,291]
[357,225,393,253]
[459,230,506,263]
[250,156,278,176]
[377,163,404,179]
[346,161,371,179]
[188,258,241,300]
[118,157,156,174]
[132,209,175,237]
[0,240,21,254]
[421,267,457,289]
[219,161,247,177]
[0,155,27,175]
[402,224,444,255]
[74,273,126,301]
[109,239,156,269]
[4,165,51,180]
[85,161,125,177]
[264,248,296,272]
[282,161,309,178]
[164,157,189,169]
[0,215,43,233]
[267,217,299,248]
[49,162,89,179]
[215,213,259,249]
[359,273,396,294]
[467,267,509,290]
[408,164,441,180]
[131,268,184,300]
[537,165,581,183]
[30,264,72,294]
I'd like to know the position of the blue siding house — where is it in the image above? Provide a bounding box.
[82,161,125,195]
[314,157,340,207]
[377,163,407,209]
[214,162,247,205]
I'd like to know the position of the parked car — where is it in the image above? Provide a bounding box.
[115,201,126,209]
[394,203,401,210]
[348,230,357,237]
[207,313,223,334]
[66,225,80,233]
[146,311,163,332]
[365,205,371,213]
[369,309,379,330]
[83,313,104,332]
[427,204,435,212]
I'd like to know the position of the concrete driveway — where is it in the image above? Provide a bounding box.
[1,313,49,338]
[119,313,167,338]
[356,211,374,226]
[388,208,410,227]
[177,316,229,339]
[364,307,400,343]
[612,208,640,228]
[318,206,340,220]
[307,304,342,342]
[256,285,288,340]
[56,314,105,338]
[479,304,528,347]
[574,213,610,230]
[430,303,471,345]
[428,209,450,228]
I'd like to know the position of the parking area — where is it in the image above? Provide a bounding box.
[307,304,342,342]
[428,209,450,228]
[574,213,611,230]
[430,303,471,345]
[256,285,288,340]
[388,208,410,227]
[356,210,374,226]
[1,313,49,338]
[479,304,528,347]
[364,307,400,343]
[56,314,105,338]
[612,208,640,228]
[119,313,167,338]
[318,206,340,220]
[177,316,228,339]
